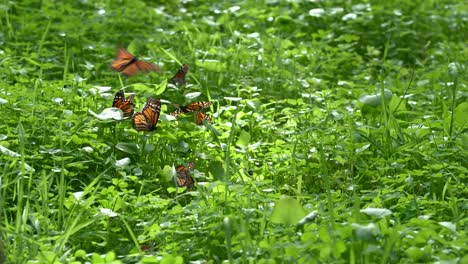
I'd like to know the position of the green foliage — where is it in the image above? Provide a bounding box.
[0,0,467,263]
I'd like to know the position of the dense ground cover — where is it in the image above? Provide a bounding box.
[0,0,467,263]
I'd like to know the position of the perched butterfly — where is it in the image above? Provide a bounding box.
[170,101,212,117]
[176,161,195,189]
[111,48,160,77]
[132,97,161,131]
[112,90,135,118]
[195,111,212,125]
[171,64,189,86]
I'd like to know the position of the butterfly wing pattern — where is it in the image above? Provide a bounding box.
[169,108,184,118]
[171,64,189,86]
[176,161,195,189]
[195,111,212,125]
[181,101,212,113]
[111,48,159,77]
[112,90,135,118]
[170,101,212,125]
[132,97,161,131]
[108,52,211,188]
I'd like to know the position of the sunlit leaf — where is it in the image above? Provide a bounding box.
[115,142,140,155]
[115,157,130,167]
[100,208,118,217]
[351,223,379,242]
[36,251,58,264]
[453,102,468,130]
[185,92,201,100]
[438,221,456,232]
[0,145,20,157]
[153,80,167,95]
[160,255,184,264]
[297,211,319,226]
[359,90,393,107]
[88,108,123,121]
[162,165,176,182]
[236,130,251,147]
[224,97,242,101]
[360,207,392,218]
[309,8,325,17]
[270,196,307,225]
[73,191,84,200]
[20,162,35,173]
[195,59,227,72]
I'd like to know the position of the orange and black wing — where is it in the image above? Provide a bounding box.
[176,161,195,188]
[196,111,212,125]
[171,64,189,86]
[170,102,212,122]
[186,161,195,170]
[111,48,136,72]
[111,48,159,77]
[112,90,135,118]
[170,108,184,118]
[181,101,212,113]
[132,97,161,131]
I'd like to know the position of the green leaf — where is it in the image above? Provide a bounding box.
[360,207,392,218]
[127,41,139,54]
[358,90,393,107]
[162,164,176,182]
[351,223,379,242]
[115,142,140,155]
[438,221,456,232]
[37,251,60,264]
[132,81,166,95]
[389,95,407,112]
[88,108,123,121]
[153,80,167,95]
[160,255,183,264]
[236,130,251,147]
[185,92,201,100]
[454,102,468,130]
[195,59,227,72]
[270,196,307,225]
[141,255,159,264]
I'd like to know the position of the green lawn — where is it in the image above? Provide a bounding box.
[0,0,467,263]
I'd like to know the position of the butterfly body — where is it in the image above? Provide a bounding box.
[171,64,189,86]
[170,101,212,125]
[176,161,195,189]
[170,101,212,116]
[132,97,161,131]
[196,111,212,125]
[111,48,159,77]
[112,90,135,118]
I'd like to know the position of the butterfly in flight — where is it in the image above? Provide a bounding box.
[112,90,135,118]
[171,64,189,86]
[195,111,212,125]
[176,161,195,189]
[170,101,212,117]
[132,97,161,132]
[111,48,160,77]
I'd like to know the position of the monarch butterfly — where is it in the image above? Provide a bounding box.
[170,101,212,117]
[171,64,189,86]
[132,97,161,131]
[111,48,160,77]
[195,111,212,125]
[112,90,135,118]
[176,161,195,189]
